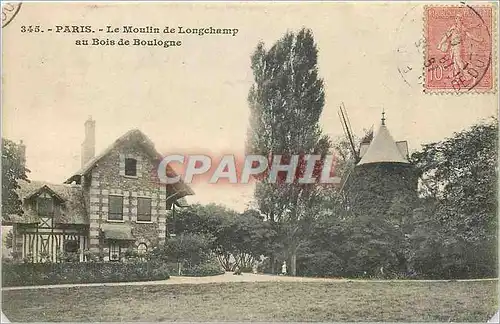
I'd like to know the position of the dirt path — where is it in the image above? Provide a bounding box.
[2,272,497,291]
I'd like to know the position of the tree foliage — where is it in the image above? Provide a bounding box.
[411,118,497,242]
[409,118,497,278]
[169,204,277,271]
[2,139,29,221]
[228,209,278,270]
[163,233,215,268]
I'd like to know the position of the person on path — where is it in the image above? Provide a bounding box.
[252,260,259,274]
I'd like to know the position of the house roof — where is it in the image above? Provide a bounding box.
[8,180,88,225]
[65,129,194,197]
[357,123,409,166]
[24,184,65,202]
[67,129,151,180]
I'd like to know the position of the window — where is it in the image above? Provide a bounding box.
[108,195,124,221]
[137,198,152,222]
[125,158,137,176]
[137,243,147,255]
[64,240,79,253]
[109,243,120,261]
[137,243,148,261]
[37,196,54,216]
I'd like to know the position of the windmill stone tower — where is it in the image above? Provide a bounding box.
[343,112,418,217]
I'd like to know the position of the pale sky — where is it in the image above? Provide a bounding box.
[2,2,497,212]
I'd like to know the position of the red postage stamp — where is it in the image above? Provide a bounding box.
[424,5,494,93]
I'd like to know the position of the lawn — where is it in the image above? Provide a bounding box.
[2,280,498,322]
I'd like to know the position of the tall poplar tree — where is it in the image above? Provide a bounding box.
[246,28,331,275]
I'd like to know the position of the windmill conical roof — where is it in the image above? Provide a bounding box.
[357,123,409,166]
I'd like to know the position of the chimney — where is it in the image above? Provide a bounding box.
[81,116,96,167]
[19,140,26,169]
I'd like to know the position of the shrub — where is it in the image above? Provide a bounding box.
[182,260,225,277]
[2,261,170,287]
[56,251,80,263]
[239,266,253,273]
[163,233,214,267]
[83,250,98,262]
[123,248,146,262]
[297,251,345,278]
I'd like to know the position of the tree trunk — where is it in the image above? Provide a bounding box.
[218,253,233,271]
[270,255,275,274]
[290,250,297,276]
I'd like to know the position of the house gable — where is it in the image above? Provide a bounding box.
[24,185,65,203]
[65,129,194,198]
[9,180,88,225]
[91,137,164,193]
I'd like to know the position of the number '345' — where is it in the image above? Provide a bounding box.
[20,25,42,32]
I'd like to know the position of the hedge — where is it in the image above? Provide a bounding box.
[163,260,225,277]
[2,261,170,287]
[181,261,225,277]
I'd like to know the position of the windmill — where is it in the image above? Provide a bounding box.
[340,107,418,217]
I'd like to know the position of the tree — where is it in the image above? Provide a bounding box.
[332,136,358,180]
[410,118,497,278]
[169,203,236,270]
[229,209,277,270]
[2,139,29,221]
[246,28,331,276]
[295,203,346,277]
[163,233,214,275]
[171,204,277,272]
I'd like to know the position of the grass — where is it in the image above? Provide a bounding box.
[2,280,497,322]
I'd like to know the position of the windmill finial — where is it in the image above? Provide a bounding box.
[381,109,386,126]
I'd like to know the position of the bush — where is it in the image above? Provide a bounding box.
[297,251,345,278]
[239,267,253,273]
[2,261,170,287]
[163,233,214,267]
[182,261,225,277]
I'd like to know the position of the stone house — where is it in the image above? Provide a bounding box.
[7,117,193,263]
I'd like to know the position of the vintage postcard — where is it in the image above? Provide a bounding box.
[1,1,498,323]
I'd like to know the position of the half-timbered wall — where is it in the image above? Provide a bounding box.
[18,225,88,263]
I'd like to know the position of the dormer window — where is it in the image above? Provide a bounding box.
[37,193,54,217]
[125,158,137,176]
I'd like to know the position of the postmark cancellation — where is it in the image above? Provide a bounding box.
[1,2,22,28]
